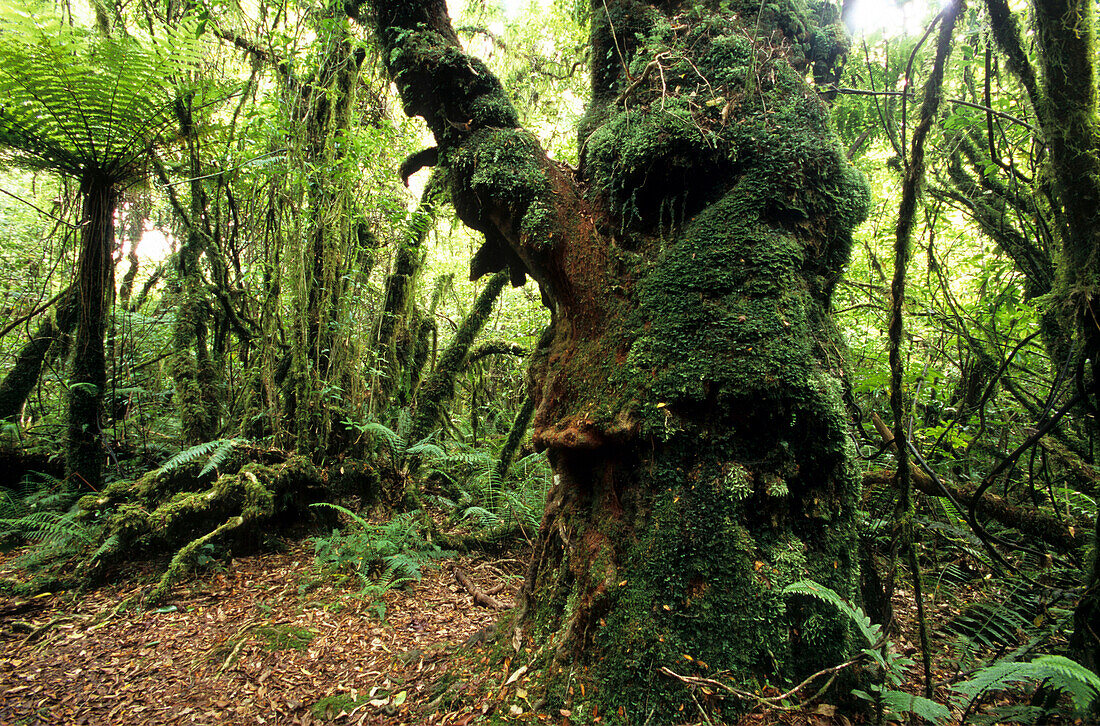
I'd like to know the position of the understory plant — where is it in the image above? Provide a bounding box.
[309,502,451,603]
[785,580,1100,724]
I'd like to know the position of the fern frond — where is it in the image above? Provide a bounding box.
[198,438,245,477]
[310,502,372,530]
[462,506,499,527]
[954,654,1100,716]
[880,690,951,726]
[358,422,406,462]
[0,511,94,543]
[405,441,445,460]
[782,580,882,646]
[158,439,221,474]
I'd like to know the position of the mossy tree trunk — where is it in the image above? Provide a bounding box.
[68,171,118,490]
[291,4,365,455]
[355,0,868,720]
[168,102,219,445]
[0,288,76,422]
[1024,0,1100,675]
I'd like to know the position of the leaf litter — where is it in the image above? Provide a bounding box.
[0,541,519,725]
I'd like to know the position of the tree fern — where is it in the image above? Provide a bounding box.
[0,5,206,179]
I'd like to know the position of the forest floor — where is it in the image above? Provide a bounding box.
[0,538,1045,726]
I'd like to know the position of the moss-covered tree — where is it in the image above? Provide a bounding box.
[983,0,1100,673]
[353,0,869,720]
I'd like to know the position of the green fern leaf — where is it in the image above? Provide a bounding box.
[198,438,245,477]
[158,439,221,474]
[880,690,950,725]
[783,580,882,646]
[954,654,1100,716]
[310,501,371,530]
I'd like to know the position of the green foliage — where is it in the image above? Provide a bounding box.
[0,3,206,180]
[783,580,948,724]
[309,503,451,599]
[157,438,246,477]
[955,655,1100,718]
[784,579,881,646]
[786,580,1100,723]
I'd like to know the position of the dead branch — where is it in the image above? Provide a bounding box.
[454,567,507,610]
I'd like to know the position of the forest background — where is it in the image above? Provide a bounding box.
[1,0,1100,723]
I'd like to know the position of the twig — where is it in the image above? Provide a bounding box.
[454,567,507,609]
[658,654,862,709]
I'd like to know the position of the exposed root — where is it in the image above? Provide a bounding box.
[453,566,507,610]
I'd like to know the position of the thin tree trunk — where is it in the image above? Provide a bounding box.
[406,270,509,446]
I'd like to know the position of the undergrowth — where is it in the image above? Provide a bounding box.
[307,503,452,613]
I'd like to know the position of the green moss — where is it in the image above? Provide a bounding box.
[450,128,549,211]
[311,693,372,720]
[255,624,316,651]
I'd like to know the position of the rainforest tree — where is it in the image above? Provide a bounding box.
[0,7,202,490]
[354,0,870,719]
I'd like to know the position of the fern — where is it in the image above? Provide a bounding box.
[0,4,206,180]
[357,421,407,463]
[198,438,244,477]
[945,583,1052,649]
[783,579,882,647]
[308,505,452,597]
[955,654,1100,716]
[0,511,95,543]
[311,501,371,530]
[878,690,951,725]
[158,438,245,476]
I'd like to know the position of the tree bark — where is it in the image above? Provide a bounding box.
[67,172,117,490]
[355,0,869,719]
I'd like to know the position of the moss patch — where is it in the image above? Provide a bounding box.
[254,624,316,652]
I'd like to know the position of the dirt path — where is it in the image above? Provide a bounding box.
[0,544,521,725]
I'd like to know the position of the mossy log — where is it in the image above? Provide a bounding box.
[357,0,868,720]
[74,454,327,603]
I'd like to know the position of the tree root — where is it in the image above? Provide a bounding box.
[453,566,507,609]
